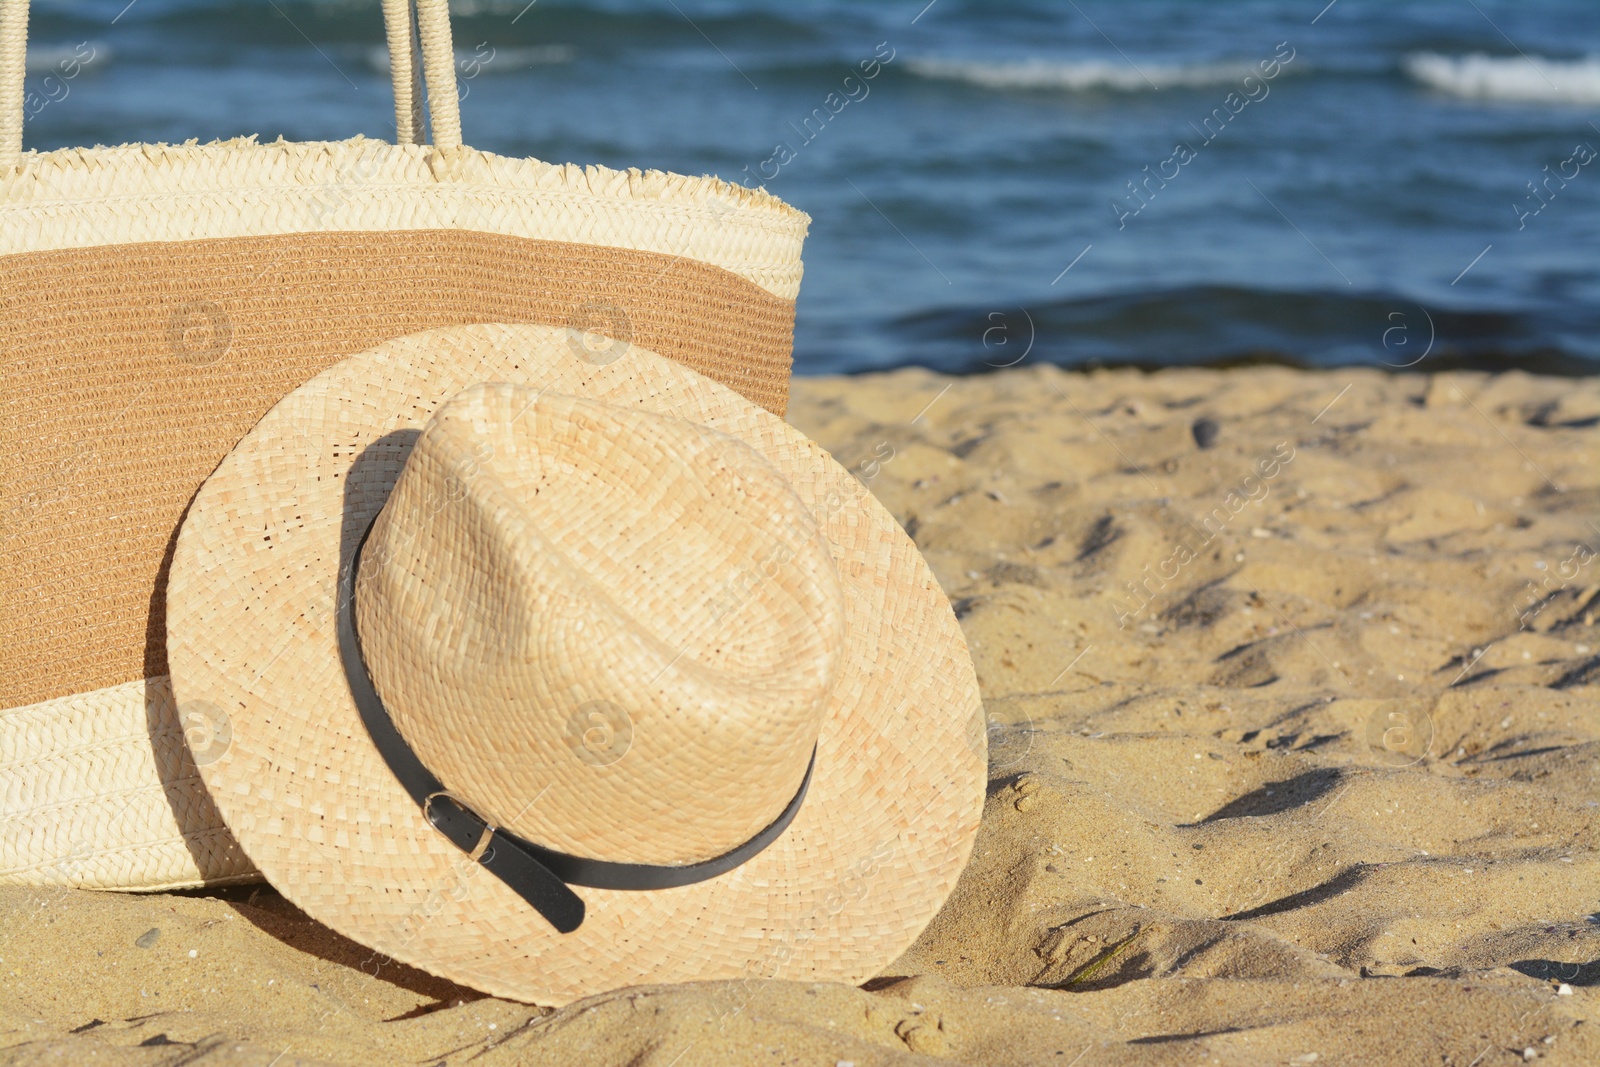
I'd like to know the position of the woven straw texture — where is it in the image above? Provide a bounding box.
[357,386,845,865]
[164,323,985,1004]
[0,0,809,895]
[0,138,807,300]
[0,677,255,889]
[2,225,799,712]
[0,138,808,704]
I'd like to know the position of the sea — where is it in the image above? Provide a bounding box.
[18,0,1600,377]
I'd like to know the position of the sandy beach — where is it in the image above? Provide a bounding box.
[2,364,1596,1066]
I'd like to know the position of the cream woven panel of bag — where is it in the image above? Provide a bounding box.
[0,0,808,890]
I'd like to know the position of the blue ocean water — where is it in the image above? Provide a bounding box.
[18,0,1600,376]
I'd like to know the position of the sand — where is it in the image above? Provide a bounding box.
[2,364,1597,1065]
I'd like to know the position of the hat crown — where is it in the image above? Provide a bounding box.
[353,383,844,865]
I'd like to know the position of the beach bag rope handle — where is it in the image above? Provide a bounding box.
[0,0,462,168]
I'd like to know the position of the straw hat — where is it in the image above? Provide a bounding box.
[162,322,984,1004]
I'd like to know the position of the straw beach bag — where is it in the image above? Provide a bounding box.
[0,0,808,890]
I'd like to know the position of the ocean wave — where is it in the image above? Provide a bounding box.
[1403,51,1600,105]
[876,285,1600,378]
[904,56,1267,93]
[25,43,110,75]
[363,44,574,76]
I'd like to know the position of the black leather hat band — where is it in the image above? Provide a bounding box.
[337,520,815,934]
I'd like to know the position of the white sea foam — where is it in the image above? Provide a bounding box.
[25,43,110,74]
[905,57,1264,93]
[364,44,574,76]
[1403,51,1600,105]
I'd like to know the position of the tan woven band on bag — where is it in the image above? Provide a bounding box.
[0,228,797,709]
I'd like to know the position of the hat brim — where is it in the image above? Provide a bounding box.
[165,323,984,1004]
